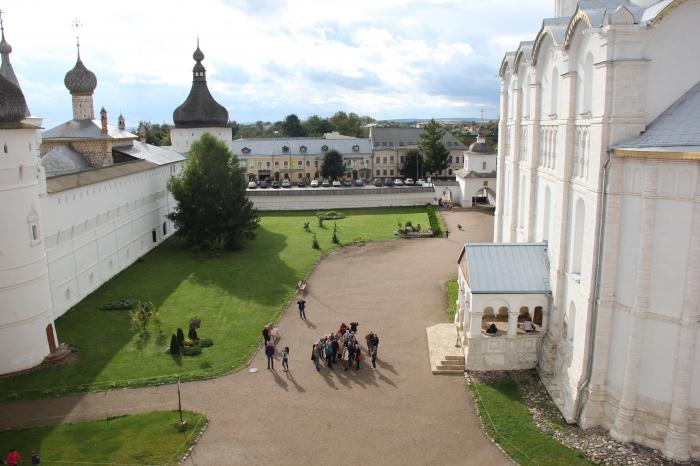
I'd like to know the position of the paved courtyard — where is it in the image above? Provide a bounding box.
[1,209,508,466]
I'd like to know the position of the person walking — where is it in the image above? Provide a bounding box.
[282,346,289,372]
[311,344,320,371]
[6,449,21,466]
[297,297,306,319]
[325,341,334,369]
[342,345,350,371]
[370,345,377,370]
[445,228,450,239]
[31,451,40,466]
[262,325,270,344]
[331,336,339,363]
[265,342,275,370]
[348,342,356,369]
[354,343,362,370]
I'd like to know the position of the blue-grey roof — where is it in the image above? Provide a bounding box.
[370,127,467,149]
[43,119,136,141]
[41,144,91,177]
[231,137,372,157]
[112,141,186,165]
[614,80,700,151]
[460,243,551,294]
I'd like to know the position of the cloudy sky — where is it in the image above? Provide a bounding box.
[5,0,551,129]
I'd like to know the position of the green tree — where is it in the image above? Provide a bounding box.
[303,115,335,136]
[401,149,423,179]
[419,119,450,177]
[320,149,344,180]
[281,114,306,137]
[329,111,373,137]
[167,133,259,250]
[138,121,172,146]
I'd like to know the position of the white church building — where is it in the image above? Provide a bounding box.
[456,0,700,461]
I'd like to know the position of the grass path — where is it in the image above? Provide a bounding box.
[0,411,206,466]
[469,380,594,466]
[0,207,429,400]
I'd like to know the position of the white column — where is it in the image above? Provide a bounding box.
[507,310,519,336]
[662,167,700,462]
[610,159,658,442]
[469,312,483,338]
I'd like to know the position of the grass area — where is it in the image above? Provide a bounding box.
[0,207,429,400]
[469,380,594,466]
[445,279,458,319]
[0,411,206,466]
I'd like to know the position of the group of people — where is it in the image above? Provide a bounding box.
[4,448,40,465]
[262,324,287,371]
[310,322,380,372]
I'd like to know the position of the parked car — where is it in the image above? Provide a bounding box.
[247,181,257,189]
[343,179,353,187]
[259,180,269,189]
[310,179,319,188]
[282,179,291,188]
[394,178,404,186]
[271,180,281,189]
[416,178,426,186]
[297,179,306,188]
[384,178,394,187]
[322,179,331,187]
[331,180,341,187]
[373,178,384,187]
[404,178,415,185]
[354,179,364,187]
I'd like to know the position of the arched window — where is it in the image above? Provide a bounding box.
[550,67,558,116]
[570,198,585,275]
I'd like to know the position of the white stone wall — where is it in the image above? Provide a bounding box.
[0,121,56,374]
[247,188,436,211]
[170,127,232,154]
[494,1,700,460]
[40,162,184,317]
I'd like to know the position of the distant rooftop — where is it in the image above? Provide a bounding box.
[370,127,467,149]
[43,119,136,141]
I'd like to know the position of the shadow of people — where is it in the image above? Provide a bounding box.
[285,371,305,393]
[376,359,397,375]
[270,367,288,391]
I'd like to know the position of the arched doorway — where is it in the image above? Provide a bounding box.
[533,306,543,326]
[46,324,57,352]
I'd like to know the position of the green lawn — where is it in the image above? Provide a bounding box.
[0,411,206,466]
[0,207,429,400]
[445,278,458,319]
[469,380,594,466]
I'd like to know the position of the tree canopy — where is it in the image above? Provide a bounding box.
[137,121,171,146]
[320,149,344,180]
[303,114,335,136]
[167,133,259,250]
[231,111,374,138]
[419,119,450,176]
[281,114,305,137]
[401,149,423,179]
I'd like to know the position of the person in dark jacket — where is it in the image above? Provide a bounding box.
[31,451,40,465]
[265,342,275,369]
[331,337,339,362]
[311,344,320,371]
[354,342,362,370]
[262,325,270,343]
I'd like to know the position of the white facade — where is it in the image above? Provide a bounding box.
[456,152,497,207]
[494,0,700,460]
[0,118,57,374]
[170,126,232,154]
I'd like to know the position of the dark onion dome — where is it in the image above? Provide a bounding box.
[172,42,229,128]
[468,125,494,153]
[0,73,29,122]
[64,54,97,95]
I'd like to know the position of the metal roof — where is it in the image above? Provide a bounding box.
[460,243,551,294]
[112,140,186,165]
[46,160,158,193]
[43,119,136,141]
[41,144,91,177]
[231,137,372,157]
[614,80,700,151]
[369,127,467,149]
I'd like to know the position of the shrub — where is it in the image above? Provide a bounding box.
[316,211,346,220]
[332,222,340,245]
[182,346,202,356]
[199,338,214,348]
[318,216,324,228]
[169,334,179,354]
[184,337,194,347]
[100,298,137,310]
[426,203,443,237]
[176,328,185,346]
[312,233,320,250]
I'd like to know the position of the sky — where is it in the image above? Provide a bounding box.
[4,0,552,129]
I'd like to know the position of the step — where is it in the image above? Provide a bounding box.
[437,364,465,371]
[438,361,464,368]
[432,368,465,375]
[444,355,465,362]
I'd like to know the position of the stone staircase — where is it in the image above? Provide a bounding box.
[434,354,465,375]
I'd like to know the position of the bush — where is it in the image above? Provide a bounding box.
[199,338,214,348]
[188,327,198,341]
[316,211,346,220]
[169,334,179,354]
[332,222,340,245]
[176,328,185,346]
[426,203,443,237]
[100,298,137,310]
[312,233,320,250]
[184,337,194,347]
[182,346,202,356]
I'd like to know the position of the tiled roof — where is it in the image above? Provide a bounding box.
[460,243,551,294]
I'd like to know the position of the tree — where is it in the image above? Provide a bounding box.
[167,133,259,250]
[320,149,344,180]
[402,149,423,179]
[281,114,306,137]
[137,121,172,146]
[329,111,373,137]
[303,115,335,136]
[419,119,450,177]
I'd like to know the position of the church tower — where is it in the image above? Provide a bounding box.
[64,38,97,121]
[0,18,57,375]
[171,39,232,153]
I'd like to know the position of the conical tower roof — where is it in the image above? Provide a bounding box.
[173,40,228,128]
[0,17,28,118]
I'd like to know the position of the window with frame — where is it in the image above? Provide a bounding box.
[283,161,289,168]
[306,160,311,167]
[282,146,289,153]
[322,145,329,152]
[297,160,303,167]
[400,156,404,163]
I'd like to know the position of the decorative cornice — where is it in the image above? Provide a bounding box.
[564,8,592,50]
[651,0,688,27]
[612,148,700,160]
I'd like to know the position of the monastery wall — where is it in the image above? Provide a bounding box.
[39,162,183,317]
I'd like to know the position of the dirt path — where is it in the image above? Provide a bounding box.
[1,210,507,466]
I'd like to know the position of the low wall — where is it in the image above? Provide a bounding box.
[247,187,437,210]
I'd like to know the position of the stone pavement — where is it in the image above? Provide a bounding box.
[426,323,464,374]
[1,210,505,466]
